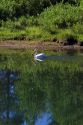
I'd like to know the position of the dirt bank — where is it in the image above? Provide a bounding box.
[0,40,83,51]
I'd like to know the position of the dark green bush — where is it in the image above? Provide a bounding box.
[0,0,28,19]
[0,0,81,20]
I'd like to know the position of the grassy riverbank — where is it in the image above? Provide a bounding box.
[0,1,83,45]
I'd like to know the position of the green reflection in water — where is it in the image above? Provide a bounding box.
[0,50,83,125]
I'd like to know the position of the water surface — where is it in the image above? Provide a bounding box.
[0,50,83,125]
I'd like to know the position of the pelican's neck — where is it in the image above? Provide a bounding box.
[34,50,38,56]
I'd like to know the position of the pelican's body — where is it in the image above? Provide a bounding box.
[34,53,47,61]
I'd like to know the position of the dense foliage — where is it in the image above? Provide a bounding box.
[0,0,83,42]
[38,4,82,31]
[0,0,82,19]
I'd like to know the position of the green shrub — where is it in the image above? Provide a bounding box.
[1,18,28,30]
[38,4,82,33]
[27,16,38,26]
[1,20,15,29]
[80,0,83,7]
[18,16,29,28]
[72,22,83,41]
[56,29,77,40]
[25,26,53,40]
[73,23,83,34]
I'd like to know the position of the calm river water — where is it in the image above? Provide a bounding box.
[0,50,83,125]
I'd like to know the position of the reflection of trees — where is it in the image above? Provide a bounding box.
[16,70,47,125]
[48,67,83,125]
[0,52,83,125]
[16,61,83,125]
[0,70,27,125]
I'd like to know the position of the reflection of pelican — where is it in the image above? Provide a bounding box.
[34,50,47,61]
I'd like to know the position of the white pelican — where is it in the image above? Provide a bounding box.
[34,50,47,61]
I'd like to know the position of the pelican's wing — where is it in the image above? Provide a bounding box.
[35,58,43,61]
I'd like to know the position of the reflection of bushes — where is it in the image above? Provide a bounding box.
[19,57,82,125]
[0,51,82,125]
